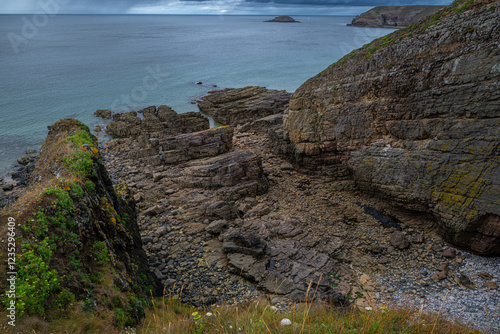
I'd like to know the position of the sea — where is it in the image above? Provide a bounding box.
[0,14,394,177]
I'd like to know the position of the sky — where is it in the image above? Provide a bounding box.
[0,0,453,15]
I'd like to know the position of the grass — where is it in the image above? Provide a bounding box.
[1,294,486,333]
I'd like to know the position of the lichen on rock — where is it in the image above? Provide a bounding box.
[280,0,500,255]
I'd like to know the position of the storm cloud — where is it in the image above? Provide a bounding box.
[0,0,453,14]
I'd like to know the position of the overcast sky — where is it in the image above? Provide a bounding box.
[0,0,453,15]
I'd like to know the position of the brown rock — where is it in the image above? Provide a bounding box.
[442,249,456,259]
[94,109,112,119]
[456,274,476,290]
[485,281,498,290]
[431,271,447,283]
[198,86,291,126]
[389,231,410,250]
[281,1,500,255]
[478,272,493,280]
[436,262,449,273]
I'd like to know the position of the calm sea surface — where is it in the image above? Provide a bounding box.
[0,14,394,176]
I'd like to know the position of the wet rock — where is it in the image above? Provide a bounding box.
[94,109,112,119]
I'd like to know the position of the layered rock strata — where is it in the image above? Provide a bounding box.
[197,86,291,126]
[105,105,209,139]
[281,0,500,255]
[348,5,444,28]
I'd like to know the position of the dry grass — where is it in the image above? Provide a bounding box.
[0,292,487,334]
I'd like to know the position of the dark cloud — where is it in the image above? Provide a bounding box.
[0,0,453,14]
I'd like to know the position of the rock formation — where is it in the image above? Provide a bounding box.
[348,5,444,28]
[264,15,300,23]
[0,119,161,325]
[280,0,500,255]
[104,105,209,139]
[197,86,291,126]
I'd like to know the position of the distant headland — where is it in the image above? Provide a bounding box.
[264,15,301,23]
[348,5,444,28]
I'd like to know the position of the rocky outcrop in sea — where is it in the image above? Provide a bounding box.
[264,15,300,23]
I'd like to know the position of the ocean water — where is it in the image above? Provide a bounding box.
[0,14,394,176]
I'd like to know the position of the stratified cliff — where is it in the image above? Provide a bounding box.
[348,5,444,28]
[282,0,500,255]
[0,119,161,327]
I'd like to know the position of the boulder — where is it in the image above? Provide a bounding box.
[94,109,112,119]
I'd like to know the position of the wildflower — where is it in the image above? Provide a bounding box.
[206,312,213,317]
[365,307,373,311]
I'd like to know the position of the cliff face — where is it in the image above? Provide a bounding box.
[283,0,500,255]
[348,5,444,28]
[0,119,161,326]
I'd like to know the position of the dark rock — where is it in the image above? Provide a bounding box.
[198,86,291,126]
[282,2,500,255]
[94,109,112,119]
[162,126,234,164]
[105,106,209,139]
[264,15,301,23]
[442,249,457,259]
[206,201,239,220]
[478,272,493,280]
[17,155,32,166]
[280,162,294,171]
[2,184,14,191]
[456,274,476,290]
[389,231,410,250]
[348,5,444,28]
[223,232,267,257]
[205,220,228,235]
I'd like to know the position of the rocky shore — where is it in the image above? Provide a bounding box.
[93,82,498,331]
[0,1,497,332]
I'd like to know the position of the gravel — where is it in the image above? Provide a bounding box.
[374,248,500,333]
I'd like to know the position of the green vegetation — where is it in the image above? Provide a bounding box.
[91,241,111,266]
[316,0,491,77]
[62,149,94,178]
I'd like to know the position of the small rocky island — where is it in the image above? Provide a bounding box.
[264,15,300,23]
[348,5,444,28]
